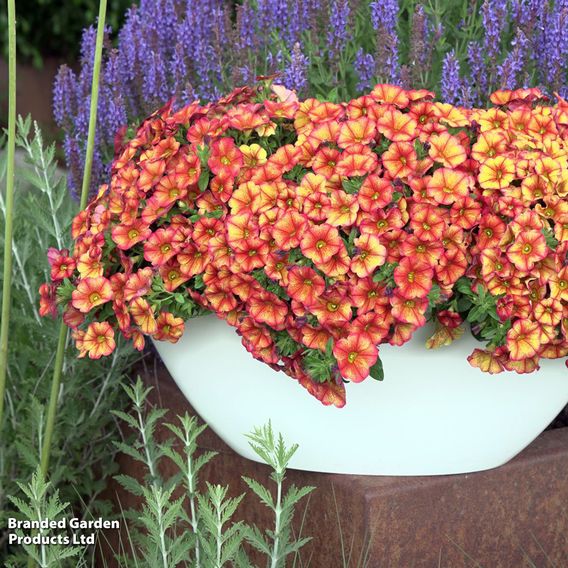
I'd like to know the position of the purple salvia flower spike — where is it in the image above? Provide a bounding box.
[370,0,400,83]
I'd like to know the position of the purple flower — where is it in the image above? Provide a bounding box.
[327,0,351,60]
[541,1,568,93]
[482,0,508,60]
[441,50,465,105]
[409,4,431,78]
[370,0,400,82]
[236,1,256,51]
[354,49,376,92]
[283,42,309,94]
[498,28,529,89]
[53,65,78,128]
[467,41,487,106]
[100,50,127,144]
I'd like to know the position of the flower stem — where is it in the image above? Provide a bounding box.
[0,0,17,432]
[39,323,67,476]
[80,0,107,211]
[39,0,107,480]
[270,478,283,568]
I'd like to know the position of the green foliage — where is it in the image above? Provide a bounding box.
[341,177,365,195]
[242,422,315,568]
[252,269,290,301]
[372,262,397,286]
[302,346,337,383]
[113,384,313,567]
[0,119,136,565]
[0,0,130,67]
[369,358,385,382]
[453,277,510,347]
[6,468,83,567]
[273,330,302,358]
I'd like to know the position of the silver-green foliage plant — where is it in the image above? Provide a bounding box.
[6,468,84,568]
[114,378,314,567]
[0,118,136,563]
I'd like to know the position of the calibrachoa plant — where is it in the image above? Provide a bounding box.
[41,83,568,408]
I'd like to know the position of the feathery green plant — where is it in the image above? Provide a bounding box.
[242,424,315,568]
[0,118,136,565]
[6,468,83,567]
[112,379,314,567]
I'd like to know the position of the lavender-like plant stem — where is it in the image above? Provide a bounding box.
[441,50,464,105]
[354,49,376,92]
[482,0,508,60]
[370,0,400,82]
[283,42,309,94]
[327,0,351,60]
[498,28,529,89]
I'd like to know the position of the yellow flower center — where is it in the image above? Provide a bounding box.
[360,251,368,259]
[416,245,426,253]
[522,243,532,254]
[348,352,357,363]
[89,292,101,303]
[404,300,415,307]
[161,244,171,253]
[316,240,326,249]
[221,156,231,165]
[168,271,178,281]
[327,301,339,312]
[128,229,139,240]
[407,272,415,283]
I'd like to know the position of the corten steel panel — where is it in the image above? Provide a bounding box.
[99,363,568,568]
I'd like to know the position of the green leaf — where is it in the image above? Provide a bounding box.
[369,357,384,381]
[198,169,210,192]
[342,176,364,193]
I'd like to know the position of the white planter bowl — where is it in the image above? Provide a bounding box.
[153,315,567,476]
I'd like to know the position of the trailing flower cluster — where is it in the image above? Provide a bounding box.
[42,84,568,407]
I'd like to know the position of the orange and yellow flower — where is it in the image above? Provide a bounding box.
[333,334,378,382]
[82,321,116,359]
[71,277,113,313]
